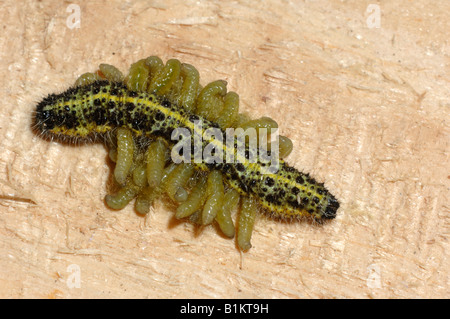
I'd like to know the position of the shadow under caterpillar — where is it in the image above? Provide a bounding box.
[32,56,339,251]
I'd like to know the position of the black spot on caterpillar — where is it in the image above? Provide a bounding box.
[32,57,339,250]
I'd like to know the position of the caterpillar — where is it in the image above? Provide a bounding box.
[33,56,339,251]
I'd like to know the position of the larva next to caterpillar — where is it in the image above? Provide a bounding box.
[32,56,339,251]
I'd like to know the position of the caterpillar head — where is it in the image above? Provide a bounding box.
[322,194,339,219]
[33,83,111,141]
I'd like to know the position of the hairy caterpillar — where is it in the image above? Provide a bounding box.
[33,56,339,250]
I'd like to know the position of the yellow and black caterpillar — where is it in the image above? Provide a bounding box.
[33,56,339,250]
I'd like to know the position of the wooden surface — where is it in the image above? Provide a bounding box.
[0,0,448,299]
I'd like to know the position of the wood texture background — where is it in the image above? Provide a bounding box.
[0,0,448,298]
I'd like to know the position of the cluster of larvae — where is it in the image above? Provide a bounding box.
[35,56,340,251]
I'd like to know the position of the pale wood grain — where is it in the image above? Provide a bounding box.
[0,0,448,298]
